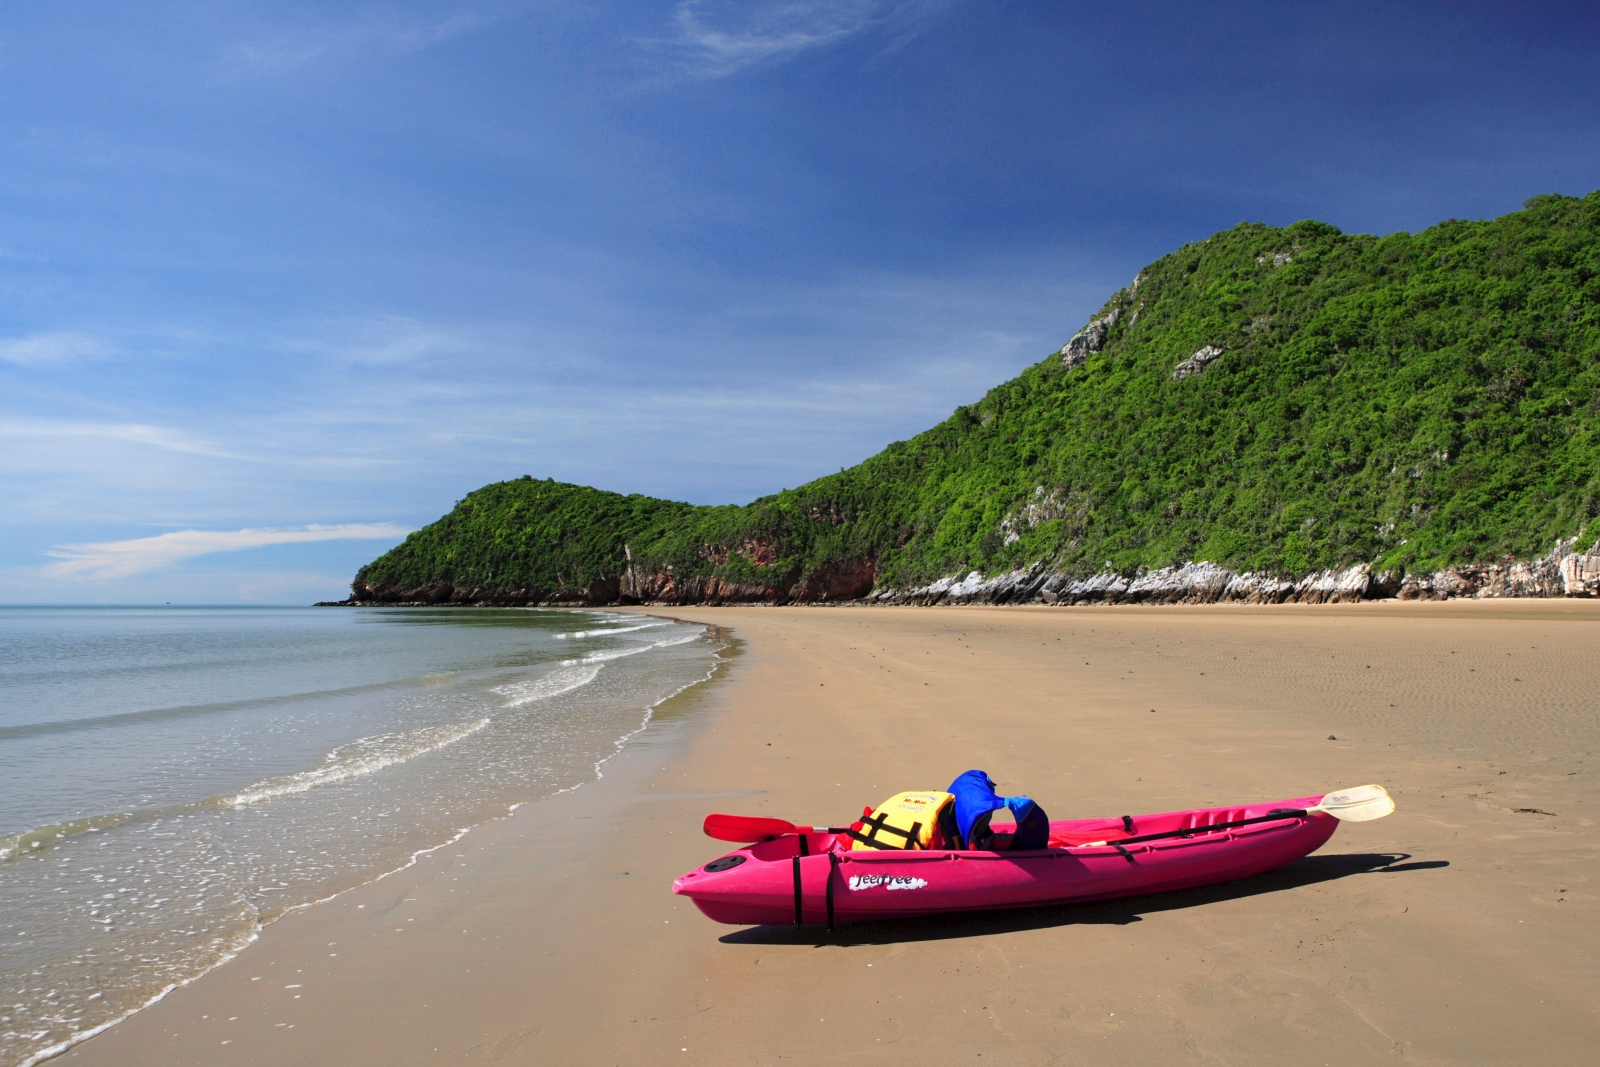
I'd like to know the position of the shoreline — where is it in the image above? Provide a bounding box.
[64,603,1600,1066]
[20,614,731,1067]
[61,617,742,1067]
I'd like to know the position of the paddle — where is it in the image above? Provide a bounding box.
[1079,784,1395,848]
[702,813,852,843]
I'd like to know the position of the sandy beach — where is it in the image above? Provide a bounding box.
[62,602,1600,1066]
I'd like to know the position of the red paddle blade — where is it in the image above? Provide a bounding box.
[702,813,797,842]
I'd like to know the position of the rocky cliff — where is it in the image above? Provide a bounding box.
[337,538,1600,607]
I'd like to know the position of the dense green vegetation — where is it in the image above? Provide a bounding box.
[352,192,1600,602]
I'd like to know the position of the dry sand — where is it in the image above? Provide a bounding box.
[63,603,1600,1066]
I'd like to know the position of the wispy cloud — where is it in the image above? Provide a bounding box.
[45,524,412,580]
[659,0,953,79]
[0,418,249,460]
[216,2,529,78]
[285,315,489,366]
[0,332,105,366]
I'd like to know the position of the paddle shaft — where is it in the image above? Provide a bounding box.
[702,812,860,843]
[1082,808,1310,849]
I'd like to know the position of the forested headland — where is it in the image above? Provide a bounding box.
[339,192,1600,606]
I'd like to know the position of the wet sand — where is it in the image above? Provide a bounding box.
[64,602,1600,1066]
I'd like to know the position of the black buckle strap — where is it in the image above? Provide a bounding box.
[826,853,840,931]
[794,853,843,930]
[1121,815,1135,833]
[863,812,910,839]
[792,855,803,926]
[1111,842,1136,864]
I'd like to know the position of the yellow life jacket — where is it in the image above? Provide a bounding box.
[850,791,956,851]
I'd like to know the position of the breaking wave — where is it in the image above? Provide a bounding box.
[226,718,491,806]
[554,622,666,639]
[491,664,602,706]
[567,628,706,665]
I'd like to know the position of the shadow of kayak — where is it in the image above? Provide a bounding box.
[717,852,1447,945]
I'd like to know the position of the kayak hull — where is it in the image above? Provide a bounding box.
[673,795,1338,926]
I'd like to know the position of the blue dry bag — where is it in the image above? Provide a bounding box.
[947,769,1050,850]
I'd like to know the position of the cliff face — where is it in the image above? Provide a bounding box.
[344,555,878,607]
[339,541,1600,607]
[340,193,1600,608]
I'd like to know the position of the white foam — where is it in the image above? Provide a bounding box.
[226,718,491,807]
[649,630,705,650]
[491,664,602,707]
[569,645,651,665]
[566,628,706,666]
[554,622,665,639]
[554,627,730,796]
[0,811,143,862]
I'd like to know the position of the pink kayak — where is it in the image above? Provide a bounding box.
[673,794,1340,927]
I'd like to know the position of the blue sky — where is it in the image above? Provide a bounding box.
[3,1,1598,603]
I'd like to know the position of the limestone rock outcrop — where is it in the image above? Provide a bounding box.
[1560,542,1600,594]
[1058,307,1120,368]
[864,539,1598,607]
[1172,344,1224,380]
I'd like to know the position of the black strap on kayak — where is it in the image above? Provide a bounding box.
[1111,841,1136,864]
[798,833,809,856]
[1121,815,1135,833]
[825,852,840,932]
[1094,808,1309,850]
[792,855,803,926]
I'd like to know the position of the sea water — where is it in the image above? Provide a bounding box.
[0,606,721,1067]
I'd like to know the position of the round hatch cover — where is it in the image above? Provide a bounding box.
[703,855,747,873]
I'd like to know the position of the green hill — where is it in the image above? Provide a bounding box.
[345,192,1600,606]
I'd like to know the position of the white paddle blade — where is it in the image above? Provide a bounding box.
[1314,784,1395,822]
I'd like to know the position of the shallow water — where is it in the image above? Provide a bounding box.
[0,605,719,1067]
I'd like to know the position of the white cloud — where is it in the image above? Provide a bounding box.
[0,332,105,366]
[660,0,953,79]
[45,524,412,581]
